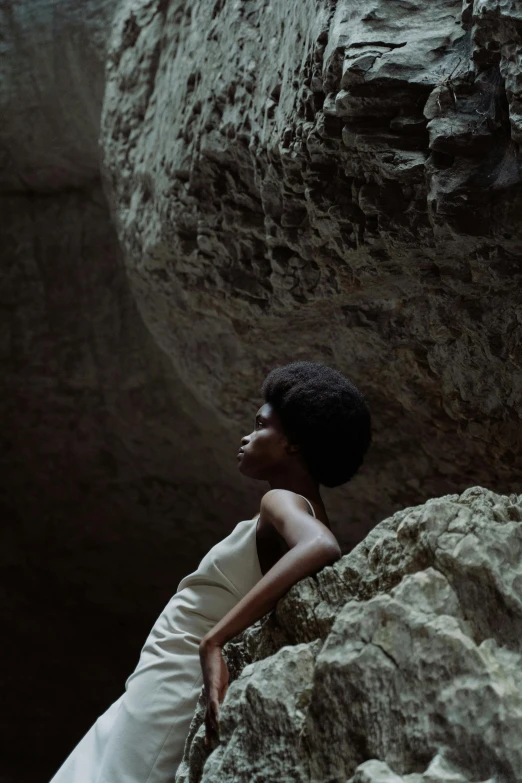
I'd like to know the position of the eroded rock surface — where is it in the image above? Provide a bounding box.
[101,0,522,532]
[178,487,522,783]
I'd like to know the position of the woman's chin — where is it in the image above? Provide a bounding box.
[237,458,255,479]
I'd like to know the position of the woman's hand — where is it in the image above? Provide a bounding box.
[199,639,229,747]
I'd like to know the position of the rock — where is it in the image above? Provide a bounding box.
[178,487,522,782]
[347,754,496,782]
[100,0,522,545]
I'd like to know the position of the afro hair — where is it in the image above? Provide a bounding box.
[261,360,372,488]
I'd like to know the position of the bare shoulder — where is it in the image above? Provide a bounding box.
[259,489,341,553]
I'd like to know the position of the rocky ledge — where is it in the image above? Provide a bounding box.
[177,486,522,783]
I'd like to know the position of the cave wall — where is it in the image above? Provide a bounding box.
[1,0,522,779]
[100,0,522,522]
[0,3,258,779]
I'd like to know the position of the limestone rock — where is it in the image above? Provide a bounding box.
[100,0,522,541]
[178,487,522,782]
[347,755,495,782]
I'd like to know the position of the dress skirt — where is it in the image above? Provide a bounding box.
[49,594,215,783]
[49,517,262,783]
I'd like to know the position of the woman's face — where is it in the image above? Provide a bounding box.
[237,402,293,479]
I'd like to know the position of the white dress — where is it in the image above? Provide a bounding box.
[49,495,316,782]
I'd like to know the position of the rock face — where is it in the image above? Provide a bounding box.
[101,0,522,530]
[177,486,522,783]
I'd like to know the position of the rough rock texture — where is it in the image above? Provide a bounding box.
[177,486,522,783]
[101,0,522,530]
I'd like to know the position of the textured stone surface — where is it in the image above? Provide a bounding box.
[100,0,522,534]
[178,487,522,783]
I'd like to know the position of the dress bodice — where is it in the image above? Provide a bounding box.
[125,496,317,687]
[176,515,263,601]
[175,493,316,609]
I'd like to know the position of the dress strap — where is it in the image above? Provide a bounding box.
[255,494,316,520]
[296,494,316,518]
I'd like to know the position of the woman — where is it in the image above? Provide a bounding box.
[49,360,372,782]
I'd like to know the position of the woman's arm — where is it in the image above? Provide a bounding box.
[200,535,340,650]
